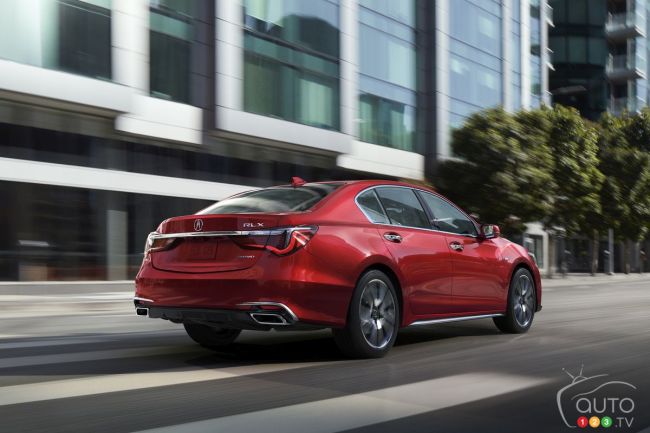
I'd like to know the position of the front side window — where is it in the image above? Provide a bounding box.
[375,187,429,229]
[419,192,477,236]
[356,189,389,224]
[198,183,340,214]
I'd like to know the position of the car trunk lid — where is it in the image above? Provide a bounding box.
[151,214,282,273]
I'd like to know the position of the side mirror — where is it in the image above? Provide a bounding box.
[481,224,500,239]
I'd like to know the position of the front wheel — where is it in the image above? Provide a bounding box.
[333,270,400,358]
[183,323,241,348]
[493,268,536,334]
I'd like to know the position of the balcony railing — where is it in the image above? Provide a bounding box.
[544,3,554,26]
[606,53,646,76]
[606,11,646,37]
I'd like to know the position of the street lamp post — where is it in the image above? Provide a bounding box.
[608,228,615,275]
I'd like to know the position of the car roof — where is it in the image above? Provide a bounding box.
[272,179,436,192]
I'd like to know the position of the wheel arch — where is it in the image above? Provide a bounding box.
[354,262,406,327]
[509,261,537,308]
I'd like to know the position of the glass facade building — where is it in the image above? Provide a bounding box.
[550,0,649,119]
[0,0,112,80]
[0,0,552,281]
[242,0,341,130]
[149,0,193,103]
[358,0,416,151]
[447,0,503,128]
[434,0,552,158]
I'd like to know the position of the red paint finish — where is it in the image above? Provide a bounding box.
[135,180,542,328]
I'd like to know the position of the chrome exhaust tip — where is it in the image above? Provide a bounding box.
[136,307,149,316]
[249,312,289,326]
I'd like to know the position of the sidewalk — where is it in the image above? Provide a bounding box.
[541,272,650,288]
[1,273,648,295]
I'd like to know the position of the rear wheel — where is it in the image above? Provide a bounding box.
[333,270,399,358]
[183,323,241,348]
[494,268,536,334]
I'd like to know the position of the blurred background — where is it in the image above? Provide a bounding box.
[0,0,648,282]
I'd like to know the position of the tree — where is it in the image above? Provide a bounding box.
[599,110,650,273]
[544,106,604,276]
[545,106,604,235]
[436,107,554,236]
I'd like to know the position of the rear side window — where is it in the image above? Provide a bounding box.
[198,183,341,214]
[419,192,477,236]
[375,187,430,229]
[356,189,389,224]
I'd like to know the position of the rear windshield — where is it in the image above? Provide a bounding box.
[198,183,342,214]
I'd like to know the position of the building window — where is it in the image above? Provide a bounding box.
[150,0,193,103]
[449,54,501,111]
[0,0,111,80]
[359,94,415,151]
[0,181,211,281]
[450,0,501,58]
[447,0,502,126]
[524,234,544,268]
[243,0,340,130]
[358,0,416,151]
[530,4,542,108]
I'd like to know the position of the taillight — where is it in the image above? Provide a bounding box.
[265,227,317,256]
[230,226,317,256]
[230,232,277,250]
[144,232,176,254]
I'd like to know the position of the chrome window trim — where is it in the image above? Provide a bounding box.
[372,185,432,230]
[416,190,480,237]
[354,185,479,239]
[355,188,390,224]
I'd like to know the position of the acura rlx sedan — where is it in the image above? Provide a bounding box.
[134,179,541,358]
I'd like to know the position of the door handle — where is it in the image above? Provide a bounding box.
[449,241,464,251]
[384,232,402,243]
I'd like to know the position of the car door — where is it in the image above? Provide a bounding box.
[417,192,503,313]
[363,187,453,316]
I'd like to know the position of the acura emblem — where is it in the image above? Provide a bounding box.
[194,219,204,231]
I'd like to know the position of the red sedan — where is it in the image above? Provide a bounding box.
[134,179,542,358]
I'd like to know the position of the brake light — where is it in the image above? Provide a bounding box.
[230,233,277,250]
[144,232,176,254]
[266,227,316,255]
[230,226,317,256]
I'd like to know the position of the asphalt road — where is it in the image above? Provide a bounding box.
[0,278,649,433]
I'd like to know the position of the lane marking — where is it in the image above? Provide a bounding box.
[0,346,198,370]
[134,373,549,433]
[0,362,332,406]
[0,330,184,350]
[0,336,122,350]
[0,292,132,301]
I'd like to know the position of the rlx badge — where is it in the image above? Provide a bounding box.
[243,222,264,228]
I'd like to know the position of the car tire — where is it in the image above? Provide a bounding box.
[333,269,400,359]
[183,323,241,348]
[493,267,536,334]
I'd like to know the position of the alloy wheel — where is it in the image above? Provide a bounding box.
[358,278,397,349]
[513,274,535,327]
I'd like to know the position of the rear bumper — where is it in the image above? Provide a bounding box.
[134,251,353,327]
[134,300,324,331]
